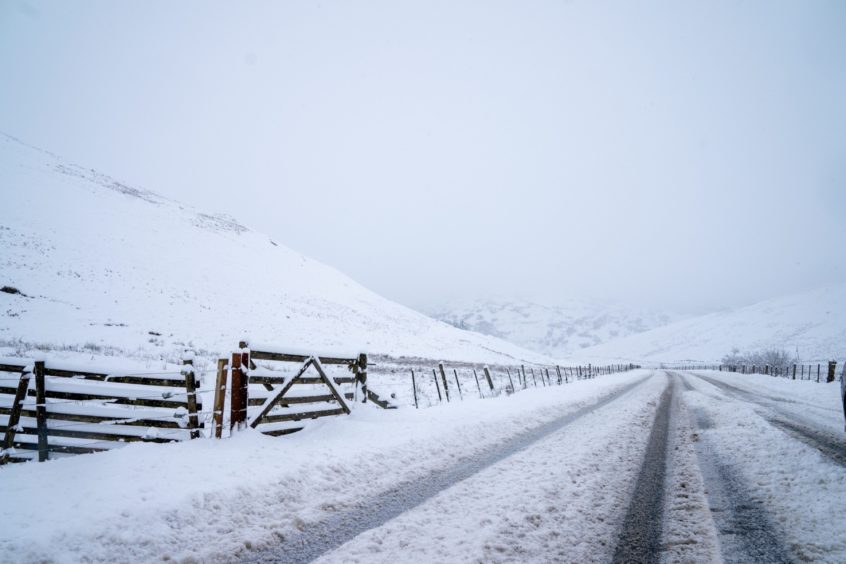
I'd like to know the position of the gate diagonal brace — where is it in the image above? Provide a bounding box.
[249,356,351,429]
[249,359,313,428]
[311,357,351,415]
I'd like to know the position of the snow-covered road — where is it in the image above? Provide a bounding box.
[2,369,845,563]
[286,370,846,564]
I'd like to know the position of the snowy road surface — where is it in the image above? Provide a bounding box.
[273,370,846,564]
[1,369,845,563]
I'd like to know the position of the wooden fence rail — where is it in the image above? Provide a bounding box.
[0,358,202,464]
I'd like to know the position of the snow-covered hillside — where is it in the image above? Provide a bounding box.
[573,284,846,364]
[0,133,553,365]
[431,298,679,358]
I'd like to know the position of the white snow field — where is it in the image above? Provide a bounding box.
[0,372,651,563]
[2,368,844,563]
[0,133,552,367]
[574,284,846,365]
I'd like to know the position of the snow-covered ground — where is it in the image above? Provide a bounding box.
[679,369,846,563]
[310,374,665,564]
[0,371,649,563]
[0,133,553,368]
[2,367,845,563]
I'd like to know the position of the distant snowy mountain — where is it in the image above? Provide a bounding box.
[573,284,846,364]
[430,298,680,358]
[0,133,553,365]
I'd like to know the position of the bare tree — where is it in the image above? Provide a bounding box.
[722,348,797,372]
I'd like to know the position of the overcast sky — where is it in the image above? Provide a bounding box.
[2,0,844,314]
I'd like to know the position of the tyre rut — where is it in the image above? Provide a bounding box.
[688,372,846,468]
[612,373,672,564]
[679,372,794,563]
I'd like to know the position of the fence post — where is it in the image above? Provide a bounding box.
[411,370,419,408]
[452,369,463,400]
[230,351,242,431]
[483,366,495,391]
[230,344,250,431]
[438,363,450,402]
[472,369,482,398]
[432,369,442,402]
[213,358,227,438]
[817,364,821,383]
[556,365,562,384]
[503,368,514,393]
[827,361,837,383]
[358,353,368,403]
[182,356,200,439]
[34,360,48,462]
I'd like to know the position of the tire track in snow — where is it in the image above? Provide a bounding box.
[690,372,846,468]
[679,372,793,564]
[244,374,654,564]
[660,374,722,563]
[612,374,672,564]
[764,418,846,467]
[691,371,840,414]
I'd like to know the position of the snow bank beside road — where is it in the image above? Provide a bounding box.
[0,371,649,563]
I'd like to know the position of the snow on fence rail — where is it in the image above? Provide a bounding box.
[664,361,843,383]
[0,358,202,464]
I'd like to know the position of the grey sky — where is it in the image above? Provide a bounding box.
[2,0,845,314]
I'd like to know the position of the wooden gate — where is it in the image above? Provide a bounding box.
[227,344,367,437]
[222,341,394,438]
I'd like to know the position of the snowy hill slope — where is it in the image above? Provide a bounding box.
[0,133,553,365]
[431,298,679,358]
[573,284,846,364]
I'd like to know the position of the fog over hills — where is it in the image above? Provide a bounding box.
[430,298,680,358]
[572,284,846,364]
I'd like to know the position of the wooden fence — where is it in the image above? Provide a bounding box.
[0,341,642,464]
[0,358,203,464]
